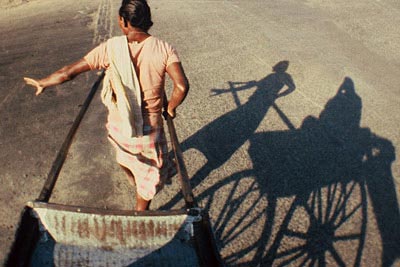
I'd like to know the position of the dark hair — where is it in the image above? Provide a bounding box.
[119,0,153,32]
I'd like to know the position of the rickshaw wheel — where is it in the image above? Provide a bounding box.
[265,179,367,267]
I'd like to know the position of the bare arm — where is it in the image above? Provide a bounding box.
[166,62,189,118]
[24,58,91,96]
[277,73,296,98]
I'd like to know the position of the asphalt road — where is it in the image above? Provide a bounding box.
[0,0,399,266]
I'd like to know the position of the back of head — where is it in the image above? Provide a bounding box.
[119,0,153,32]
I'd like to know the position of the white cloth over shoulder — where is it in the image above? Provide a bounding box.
[101,36,143,137]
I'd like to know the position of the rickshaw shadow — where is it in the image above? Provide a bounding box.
[195,77,398,266]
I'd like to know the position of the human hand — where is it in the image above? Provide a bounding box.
[167,108,176,119]
[162,108,176,120]
[210,88,230,96]
[23,77,45,96]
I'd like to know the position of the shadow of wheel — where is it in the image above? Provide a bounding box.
[195,170,268,266]
[264,179,367,267]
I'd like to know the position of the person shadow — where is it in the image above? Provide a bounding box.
[194,77,399,266]
[160,61,295,210]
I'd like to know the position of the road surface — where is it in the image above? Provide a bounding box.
[0,0,399,266]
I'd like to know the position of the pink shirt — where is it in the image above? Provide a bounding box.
[84,36,180,115]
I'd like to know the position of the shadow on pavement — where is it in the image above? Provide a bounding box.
[160,60,295,209]
[162,62,399,266]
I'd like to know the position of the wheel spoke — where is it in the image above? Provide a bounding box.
[297,253,312,267]
[326,183,339,223]
[215,178,242,230]
[286,229,308,240]
[276,247,307,267]
[310,190,316,214]
[223,197,265,244]
[217,178,261,243]
[334,233,361,241]
[330,182,357,224]
[318,253,326,267]
[325,184,333,223]
[307,257,317,267]
[265,198,302,263]
[317,188,323,224]
[276,244,307,259]
[330,186,346,223]
[328,245,346,267]
[304,194,318,225]
[335,203,362,230]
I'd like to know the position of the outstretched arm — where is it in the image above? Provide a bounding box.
[24,58,91,96]
[166,62,189,118]
[210,80,257,96]
[277,73,296,98]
